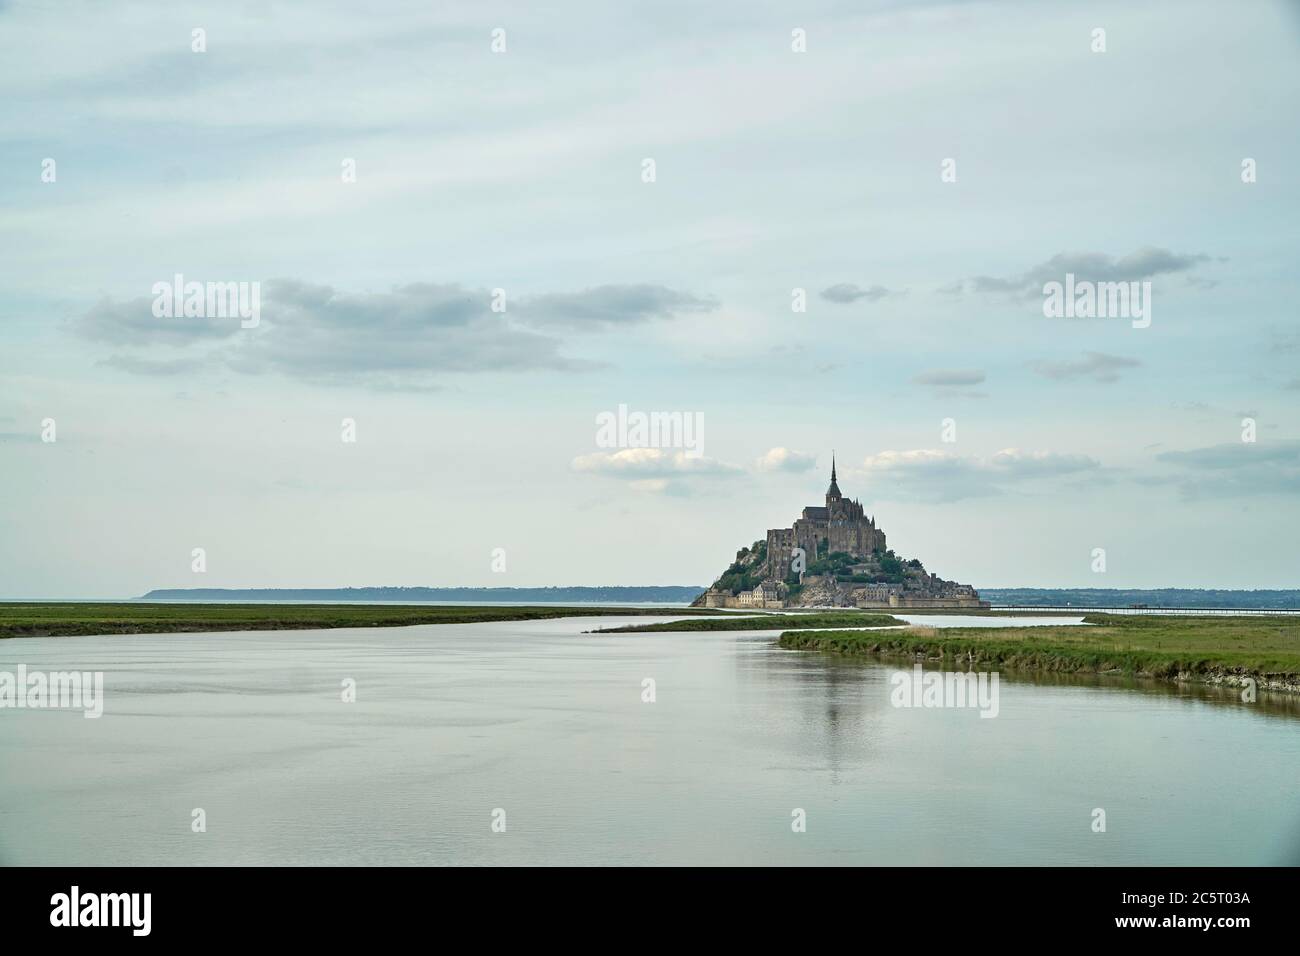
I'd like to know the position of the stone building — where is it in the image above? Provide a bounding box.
[694,457,988,610]
[765,457,886,578]
[738,581,785,608]
[705,581,787,609]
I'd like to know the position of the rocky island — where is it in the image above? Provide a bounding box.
[694,459,988,610]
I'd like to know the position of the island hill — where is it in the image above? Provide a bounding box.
[694,459,989,610]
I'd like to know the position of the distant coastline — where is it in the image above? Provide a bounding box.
[978,588,1300,610]
[132,586,1300,610]
[137,586,708,604]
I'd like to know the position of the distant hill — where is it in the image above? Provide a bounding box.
[980,588,1300,610]
[138,586,708,604]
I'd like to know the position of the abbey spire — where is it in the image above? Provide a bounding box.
[826,453,842,504]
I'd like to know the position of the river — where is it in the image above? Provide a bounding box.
[1,613,1297,865]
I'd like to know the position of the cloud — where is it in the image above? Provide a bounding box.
[572,447,741,478]
[76,296,243,346]
[97,354,211,376]
[1156,443,1300,469]
[819,283,898,304]
[913,369,986,387]
[855,448,1100,502]
[1269,330,1300,353]
[1029,352,1141,383]
[755,447,817,473]
[571,448,742,495]
[76,280,720,388]
[239,280,590,385]
[953,247,1212,298]
[519,284,717,328]
[986,448,1100,477]
[75,279,639,388]
[1154,441,1300,498]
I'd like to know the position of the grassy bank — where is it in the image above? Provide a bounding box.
[592,611,902,633]
[886,608,1082,616]
[0,602,720,640]
[778,613,1300,692]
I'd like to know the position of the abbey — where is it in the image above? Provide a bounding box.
[694,458,988,610]
[763,457,885,578]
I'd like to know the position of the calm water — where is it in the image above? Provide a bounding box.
[2,614,1298,866]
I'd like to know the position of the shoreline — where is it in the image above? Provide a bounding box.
[0,602,722,640]
[777,621,1300,696]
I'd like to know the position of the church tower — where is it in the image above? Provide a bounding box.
[826,455,842,507]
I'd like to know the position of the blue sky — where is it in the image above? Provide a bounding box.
[2,0,1298,597]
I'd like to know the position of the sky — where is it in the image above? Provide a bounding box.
[1,0,1298,598]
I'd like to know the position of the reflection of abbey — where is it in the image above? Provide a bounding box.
[695,458,988,610]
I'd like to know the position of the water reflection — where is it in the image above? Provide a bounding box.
[2,618,1298,865]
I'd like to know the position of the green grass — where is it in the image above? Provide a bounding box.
[0,602,721,639]
[777,613,1300,687]
[592,611,902,633]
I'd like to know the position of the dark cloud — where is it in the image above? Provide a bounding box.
[1029,352,1141,383]
[952,247,1213,298]
[913,369,986,387]
[76,296,244,345]
[1154,441,1300,498]
[1157,442,1300,470]
[238,280,588,386]
[519,284,717,327]
[820,283,897,304]
[76,279,721,388]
